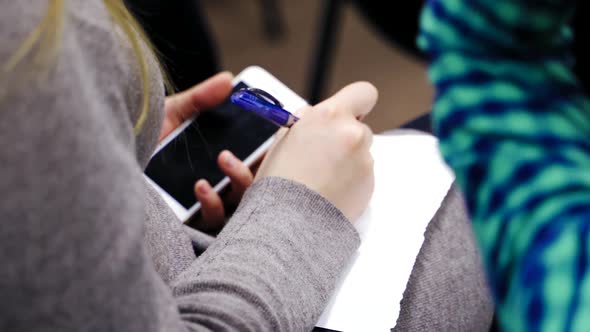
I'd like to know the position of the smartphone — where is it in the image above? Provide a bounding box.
[144,66,308,223]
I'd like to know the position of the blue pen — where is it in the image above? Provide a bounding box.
[230,88,299,127]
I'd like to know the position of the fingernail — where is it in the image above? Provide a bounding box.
[224,152,234,168]
[197,181,209,194]
[219,71,234,79]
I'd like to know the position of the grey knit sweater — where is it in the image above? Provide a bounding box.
[0,1,360,331]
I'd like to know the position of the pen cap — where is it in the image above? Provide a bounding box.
[230,90,259,110]
[231,90,293,127]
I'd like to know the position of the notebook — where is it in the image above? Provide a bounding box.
[315,133,455,332]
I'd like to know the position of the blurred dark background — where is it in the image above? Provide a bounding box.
[128,0,588,134]
[202,0,433,134]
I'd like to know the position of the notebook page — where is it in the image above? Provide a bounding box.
[316,134,455,332]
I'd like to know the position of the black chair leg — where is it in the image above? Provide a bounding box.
[260,0,286,42]
[306,0,346,104]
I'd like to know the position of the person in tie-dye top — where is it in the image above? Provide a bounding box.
[419,0,590,330]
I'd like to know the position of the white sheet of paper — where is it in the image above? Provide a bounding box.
[315,134,455,332]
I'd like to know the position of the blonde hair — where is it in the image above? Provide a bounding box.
[3,0,170,134]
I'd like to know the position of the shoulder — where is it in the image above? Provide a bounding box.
[0,2,46,63]
[1,0,164,164]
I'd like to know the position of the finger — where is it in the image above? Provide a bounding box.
[314,81,378,119]
[194,179,226,228]
[160,72,234,141]
[359,123,374,149]
[218,150,254,199]
[165,71,234,123]
[273,127,289,141]
[293,105,313,118]
[249,152,266,176]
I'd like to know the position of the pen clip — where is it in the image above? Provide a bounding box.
[242,88,284,108]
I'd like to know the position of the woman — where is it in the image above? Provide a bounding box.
[421,0,590,330]
[0,1,375,330]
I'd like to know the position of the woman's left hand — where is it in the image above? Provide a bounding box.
[159,72,254,231]
[159,72,233,141]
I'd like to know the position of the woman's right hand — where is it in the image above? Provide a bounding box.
[255,82,378,222]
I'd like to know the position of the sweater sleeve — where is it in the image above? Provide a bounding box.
[419,0,590,331]
[173,177,360,331]
[0,2,359,331]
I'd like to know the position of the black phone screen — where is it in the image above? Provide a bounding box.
[144,82,279,209]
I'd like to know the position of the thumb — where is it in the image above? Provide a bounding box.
[313,82,378,119]
[160,72,233,141]
[165,71,234,121]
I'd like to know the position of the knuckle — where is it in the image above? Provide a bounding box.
[341,123,366,149]
[209,199,224,212]
[356,153,374,178]
[235,160,251,175]
[364,155,375,173]
[362,124,373,138]
[237,171,254,188]
[321,106,340,119]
